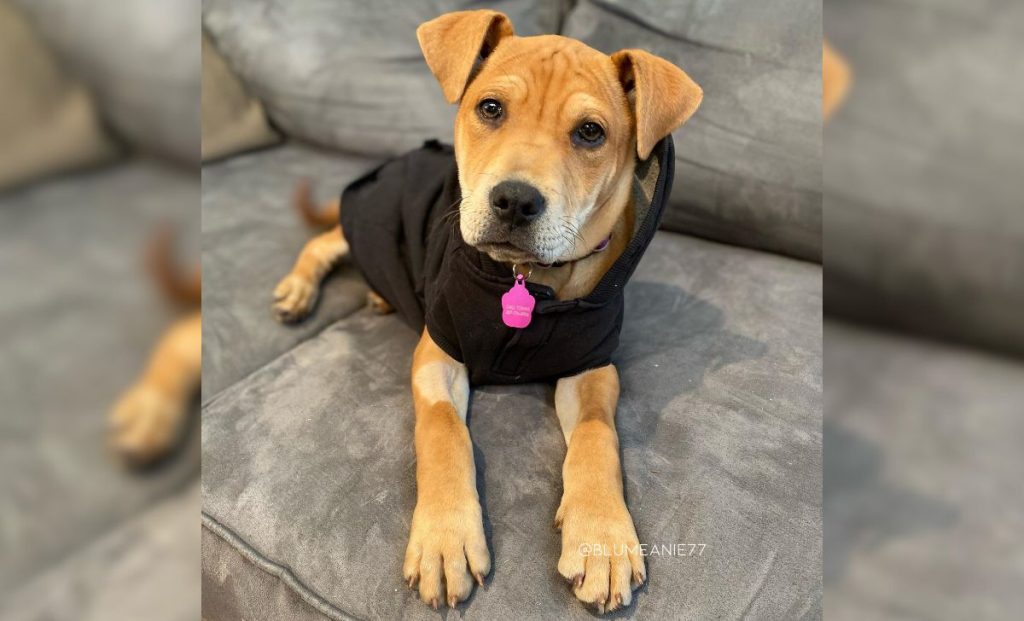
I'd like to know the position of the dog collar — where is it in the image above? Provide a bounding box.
[505,235,612,328]
[536,235,611,269]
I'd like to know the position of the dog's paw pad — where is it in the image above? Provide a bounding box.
[272,274,318,323]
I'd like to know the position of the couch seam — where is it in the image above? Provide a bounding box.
[202,511,366,621]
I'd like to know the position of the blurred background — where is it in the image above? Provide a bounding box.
[0,1,199,620]
[824,0,1024,618]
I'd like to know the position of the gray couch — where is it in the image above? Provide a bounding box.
[823,0,1024,618]
[201,1,823,619]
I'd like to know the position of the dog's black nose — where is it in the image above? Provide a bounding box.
[489,181,546,226]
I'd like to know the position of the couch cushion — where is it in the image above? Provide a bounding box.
[564,0,823,261]
[824,0,1024,356]
[0,0,117,190]
[201,143,382,397]
[202,233,822,619]
[13,0,201,163]
[825,320,1024,619]
[0,162,199,593]
[0,483,200,621]
[201,32,280,162]
[201,1,568,158]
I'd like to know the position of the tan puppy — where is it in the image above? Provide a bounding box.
[274,10,701,612]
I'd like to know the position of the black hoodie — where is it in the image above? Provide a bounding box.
[340,137,674,385]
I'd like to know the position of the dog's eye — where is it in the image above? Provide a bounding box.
[574,121,606,147]
[477,99,503,121]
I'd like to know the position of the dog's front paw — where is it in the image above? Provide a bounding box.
[109,384,185,466]
[272,274,318,323]
[555,494,646,613]
[404,499,490,609]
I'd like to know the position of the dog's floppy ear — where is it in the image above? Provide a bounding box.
[611,49,703,159]
[417,10,514,104]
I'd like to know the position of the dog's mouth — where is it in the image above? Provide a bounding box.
[475,241,542,264]
[463,206,566,264]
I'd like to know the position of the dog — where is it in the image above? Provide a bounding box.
[273,10,701,612]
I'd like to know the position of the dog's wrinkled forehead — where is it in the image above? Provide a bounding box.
[467,37,624,111]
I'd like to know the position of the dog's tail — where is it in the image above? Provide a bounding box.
[293,179,340,229]
[147,224,201,309]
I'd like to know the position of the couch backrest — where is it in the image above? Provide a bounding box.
[13,0,201,165]
[203,1,570,157]
[564,0,822,261]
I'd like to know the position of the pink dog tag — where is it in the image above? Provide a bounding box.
[501,274,535,328]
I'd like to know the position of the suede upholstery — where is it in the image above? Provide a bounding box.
[201,32,281,162]
[201,144,380,397]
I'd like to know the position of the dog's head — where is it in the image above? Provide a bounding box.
[418,10,702,265]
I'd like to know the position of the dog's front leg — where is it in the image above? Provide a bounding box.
[272,225,348,323]
[404,330,489,609]
[554,365,645,613]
